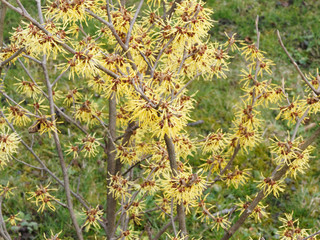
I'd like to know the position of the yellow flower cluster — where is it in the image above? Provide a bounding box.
[77,134,101,157]
[277,212,310,240]
[0,129,20,168]
[14,77,42,99]
[116,145,139,165]
[124,200,145,225]
[270,136,313,178]
[0,43,22,64]
[6,103,31,127]
[2,0,319,237]
[276,98,306,126]
[107,174,132,200]
[28,182,58,212]
[223,167,251,189]
[29,115,59,136]
[82,206,104,232]
[74,98,105,126]
[63,88,83,107]
[256,174,285,198]
[161,168,206,206]
[45,0,103,24]
[236,196,269,223]
[201,130,228,154]
[199,153,227,173]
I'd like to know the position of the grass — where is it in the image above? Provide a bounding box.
[1,0,320,239]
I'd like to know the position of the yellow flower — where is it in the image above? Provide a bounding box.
[139,178,158,195]
[287,146,313,179]
[5,212,22,226]
[256,58,274,76]
[279,211,298,228]
[45,0,101,25]
[107,173,132,200]
[223,32,242,52]
[14,77,41,99]
[256,174,285,198]
[235,196,269,223]
[172,134,196,159]
[0,129,20,160]
[211,214,231,231]
[0,117,6,131]
[277,212,309,240]
[44,230,62,240]
[223,167,251,189]
[199,153,227,173]
[0,182,16,199]
[276,98,306,126]
[82,206,104,232]
[269,135,301,165]
[305,69,320,92]
[0,43,22,64]
[231,122,261,151]
[119,226,139,240]
[78,134,101,157]
[195,194,215,224]
[161,169,207,205]
[239,68,254,88]
[28,115,60,136]
[155,195,173,219]
[6,102,32,127]
[74,97,104,126]
[240,43,265,63]
[116,145,139,165]
[165,231,189,240]
[63,88,83,107]
[201,129,227,154]
[65,143,80,159]
[52,87,63,101]
[27,97,49,115]
[88,75,106,94]
[306,95,320,114]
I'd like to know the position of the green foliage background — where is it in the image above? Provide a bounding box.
[1,0,320,239]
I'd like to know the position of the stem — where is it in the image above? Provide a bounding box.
[302,230,320,240]
[0,1,7,76]
[0,2,6,48]
[0,198,11,240]
[106,93,118,240]
[42,56,83,239]
[277,30,319,95]
[152,216,178,240]
[164,134,188,239]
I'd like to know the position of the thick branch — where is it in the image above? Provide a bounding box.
[106,93,117,240]
[164,134,188,239]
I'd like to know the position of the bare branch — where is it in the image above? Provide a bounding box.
[0,197,11,240]
[125,0,144,46]
[277,30,320,95]
[42,52,83,239]
[302,230,320,240]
